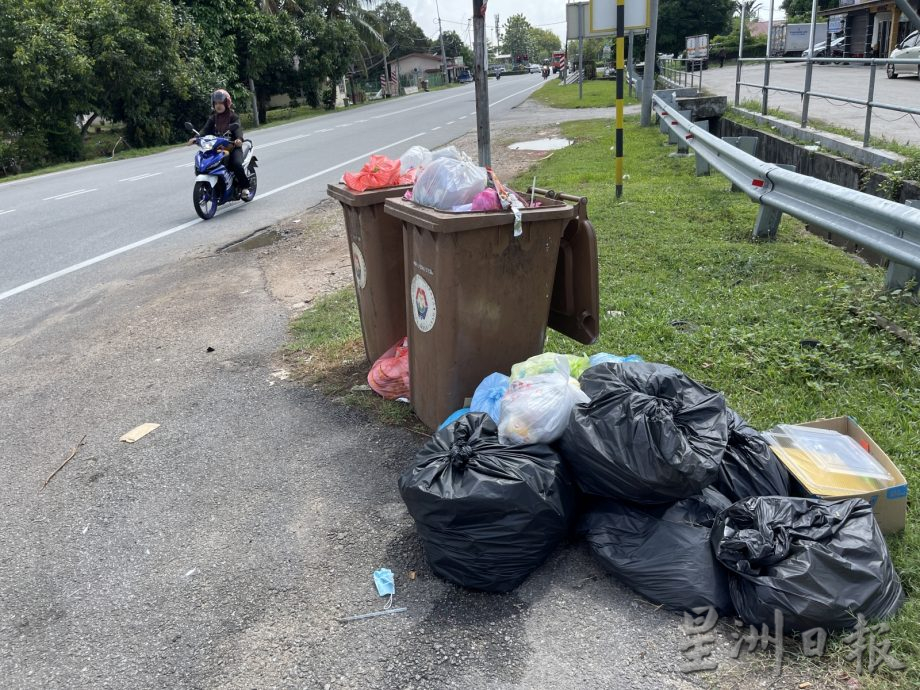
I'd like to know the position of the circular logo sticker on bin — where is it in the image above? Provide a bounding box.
[351,242,367,289]
[411,274,437,333]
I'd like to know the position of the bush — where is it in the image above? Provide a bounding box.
[321,88,336,110]
[583,60,597,80]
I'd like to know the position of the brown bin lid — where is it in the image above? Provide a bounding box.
[327,183,413,208]
[383,196,575,233]
[548,198,600,345]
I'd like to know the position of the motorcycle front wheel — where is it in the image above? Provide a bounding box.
[193,181,218,220]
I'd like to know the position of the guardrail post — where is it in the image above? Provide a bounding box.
[753,164,795,239]
[885,199,920,291]
[722,136,759,191]
[694,120,711,175]
[667,110,692,145]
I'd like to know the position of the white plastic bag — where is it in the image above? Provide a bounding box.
[399,145,432,172]
[498,370,590,445]
[412,157,488,210]
[431,146,469,162]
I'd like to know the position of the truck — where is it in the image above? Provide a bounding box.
[685,34,709,71]
[771,22,829,57]
[551,51,566,74]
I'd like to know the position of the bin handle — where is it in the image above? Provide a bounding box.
[527,187,588,205]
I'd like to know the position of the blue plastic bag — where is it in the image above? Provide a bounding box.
[588,353,644,368]
[470,373,510,424]
[438,407,471,430]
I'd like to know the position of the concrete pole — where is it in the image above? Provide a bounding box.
[762,0,775,115]
[436,0,448,84]
[640,0,659,126]
[473,0,491,166]
[735,4,747,106]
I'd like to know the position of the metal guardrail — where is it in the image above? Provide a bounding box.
[657,58,704,90]
[652,92,920,289]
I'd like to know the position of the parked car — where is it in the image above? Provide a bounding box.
[529,63,541,73]
[458,70,473,83]
[887,30,920,79]
[490,65,505,76]
[801,36,845,59]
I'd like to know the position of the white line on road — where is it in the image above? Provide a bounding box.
[316,128,333,133]
[447,121,455,125]
[258,133,310,149]
[489,82,545,108]
[431,126,442,131]
[0,209,14,216]
[119,172,162,183]
[42,189,97,201]
[368,90,468,121]
[458,116,467,120]
[1,133,426,303]
[175,162,194,168]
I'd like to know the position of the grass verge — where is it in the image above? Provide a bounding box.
[530,77,640,108]
[288,114,919,687]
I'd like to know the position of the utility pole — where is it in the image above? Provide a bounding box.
[473,0,491,166]
[495,14,500,52]
[436,0,449,84]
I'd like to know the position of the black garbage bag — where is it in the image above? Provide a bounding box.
[713,409,790,502]
[711,496,904,632]
[559,362,729,503]
[580,487,735,615]
[398,413,575,592]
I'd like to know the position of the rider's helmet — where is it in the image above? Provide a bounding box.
[211,89,232,109]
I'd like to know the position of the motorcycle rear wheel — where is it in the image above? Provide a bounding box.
[193,181,218,220]
[244,170,258,202]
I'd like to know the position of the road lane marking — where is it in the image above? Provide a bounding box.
[489,82,544,107]
[431,126,441,131]
[458,116,467,120]
[1,132,426,303]
[258,133,310,149]
[119,172,161,183]
[42,189,97,201]
[447,121,455,125]
[368,91,468,121]
[175,162,194,168]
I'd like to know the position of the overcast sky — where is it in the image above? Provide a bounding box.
[393,1,778,48]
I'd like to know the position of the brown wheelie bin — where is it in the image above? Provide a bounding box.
[383,196,586,429]
[327,183,412,363]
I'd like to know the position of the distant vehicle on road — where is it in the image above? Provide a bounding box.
[887,30,920,79]
[529,63,541,73]
[802,36,845,59]
[458,70,473,83]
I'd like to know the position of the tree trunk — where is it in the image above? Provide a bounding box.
[80,113,98,137]
[249,77,260,127]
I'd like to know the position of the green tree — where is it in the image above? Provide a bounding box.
[434,30,473,67]
[782,0,839,22]
[373,1,428,59]
[502,14,534,66]
[657,0,735,55]
[529,27,561,61]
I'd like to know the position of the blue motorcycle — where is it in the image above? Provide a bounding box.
[183,122,258,220]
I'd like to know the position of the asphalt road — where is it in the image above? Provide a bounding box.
[700,60,920,146]
[0,76,547,308]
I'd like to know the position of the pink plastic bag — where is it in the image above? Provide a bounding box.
[368,337,410,400]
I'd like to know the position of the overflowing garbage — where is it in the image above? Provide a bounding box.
[397,353,905,633]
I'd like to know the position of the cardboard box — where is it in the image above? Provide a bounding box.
[773,416,907,534]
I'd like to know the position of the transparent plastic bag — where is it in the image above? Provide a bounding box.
[511,353,590,381]
[399,145,432,172]
[412,157,488,210]
[430,145,468,162]
[499,367,590,445]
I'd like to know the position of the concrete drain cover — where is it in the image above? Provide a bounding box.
[508,138,572,151]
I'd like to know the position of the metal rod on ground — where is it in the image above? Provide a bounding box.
[801,0,820,127]
[473,0,491,167]
[640,0,659,125]
[762,0,775,115]
[615,0,625,198]
[578,4,584,100]
[735,4,746,106]
[864,62,877,147]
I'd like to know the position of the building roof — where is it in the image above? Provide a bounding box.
[393,53,443,64]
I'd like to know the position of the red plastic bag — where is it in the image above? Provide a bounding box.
[343,155,402,192]
[368,337,410,400]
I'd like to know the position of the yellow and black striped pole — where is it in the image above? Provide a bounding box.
[615,0,625,198]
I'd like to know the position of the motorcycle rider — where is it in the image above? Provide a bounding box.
[187,89,252,201]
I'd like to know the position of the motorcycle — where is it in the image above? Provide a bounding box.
[183,122,258,220]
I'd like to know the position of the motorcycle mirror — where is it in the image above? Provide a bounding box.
[184,122,195,132]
